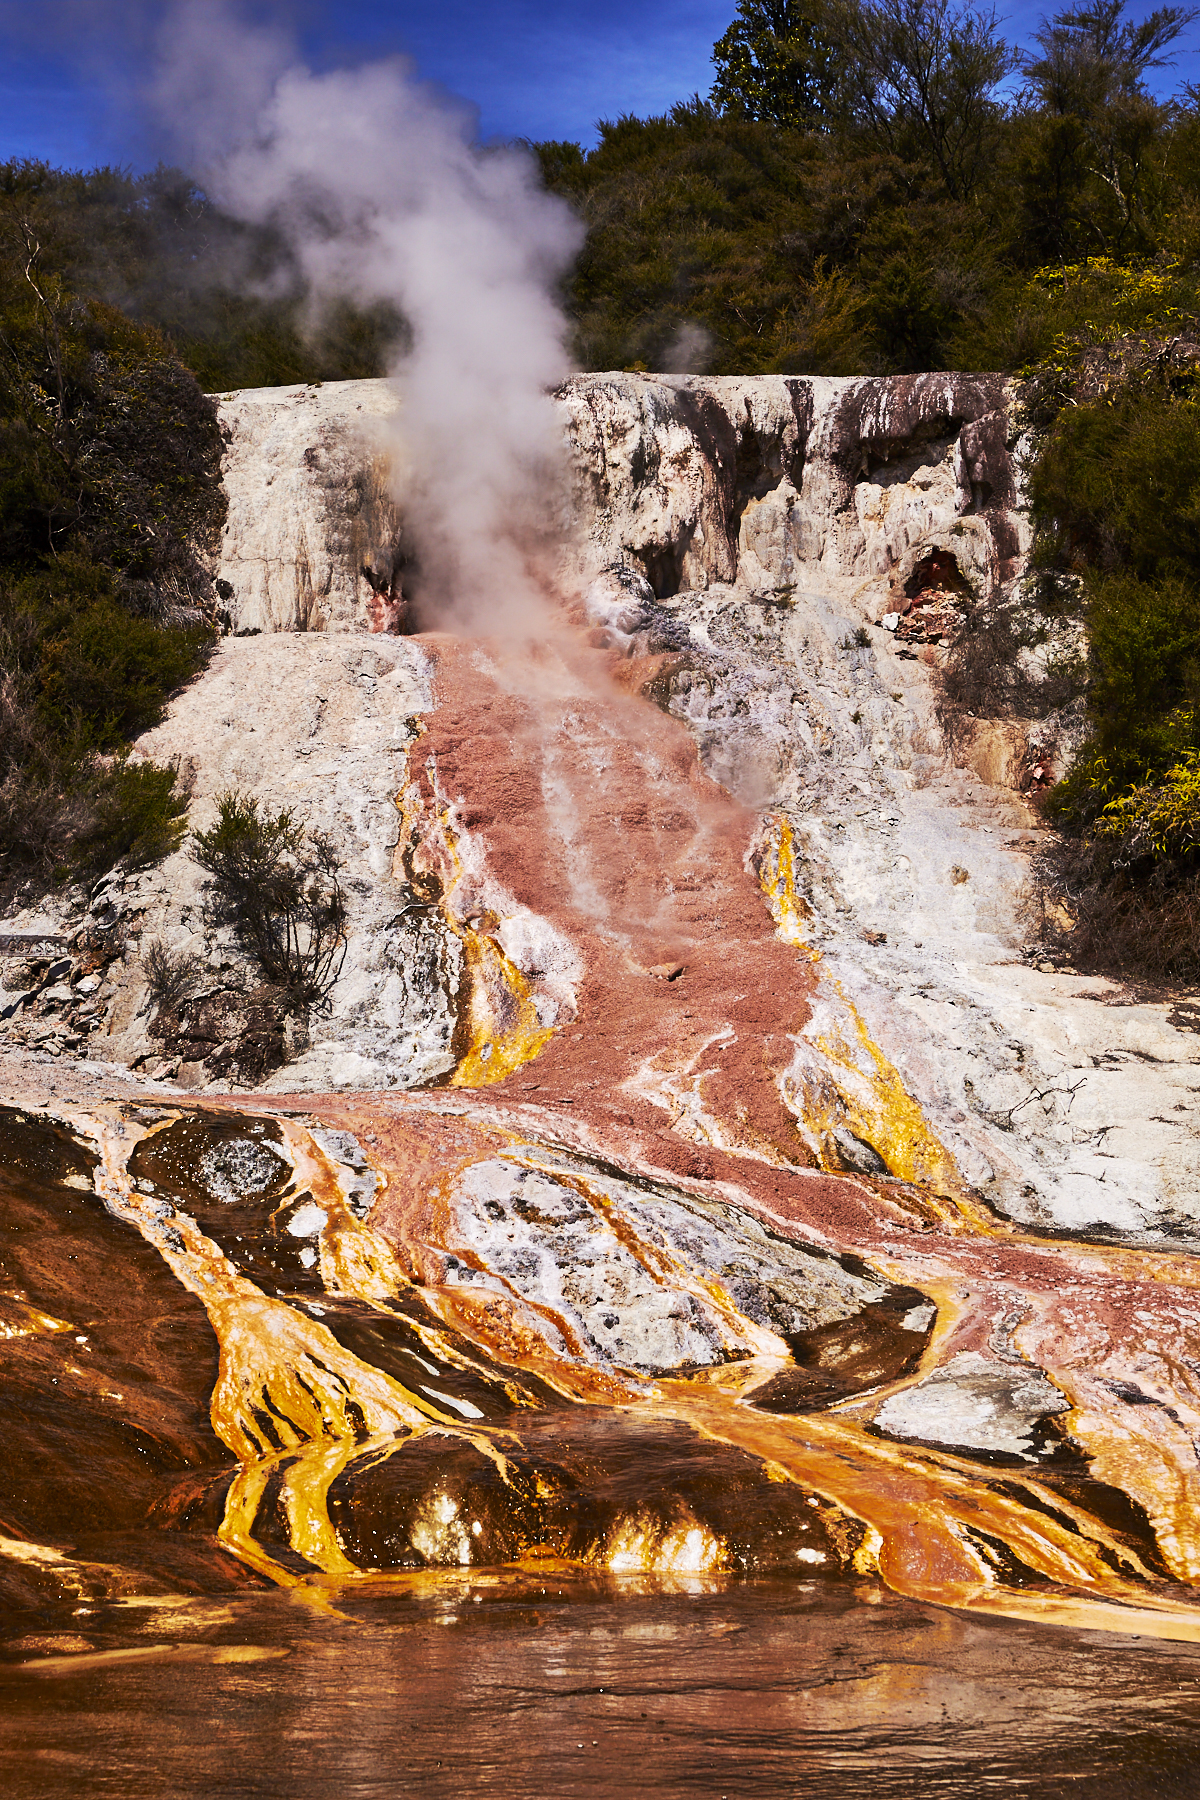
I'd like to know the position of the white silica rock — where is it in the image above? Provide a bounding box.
[873,1352,1069,1460]
[6,371,1196,1252]
[287,1203,329,1238]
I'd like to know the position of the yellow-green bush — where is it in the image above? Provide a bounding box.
[1095,753,1200,864]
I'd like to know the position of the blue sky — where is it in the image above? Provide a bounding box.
[0,0,1195,171]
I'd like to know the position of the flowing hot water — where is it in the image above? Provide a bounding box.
[9,604,1200,1637]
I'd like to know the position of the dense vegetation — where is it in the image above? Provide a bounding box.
[0,162,401,394]
[536,0,1200,378]
[13,0,1196,392]
[1028,346,1200,980]
[0,195,229,900]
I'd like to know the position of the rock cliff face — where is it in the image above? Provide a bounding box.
[5,372,1200,1639]
[563,370,1021,607]
[213,379,404,634]
[211,371,1023,634]
[8,371,1191,1245]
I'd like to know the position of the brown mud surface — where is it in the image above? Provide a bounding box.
[405,632,824,1172]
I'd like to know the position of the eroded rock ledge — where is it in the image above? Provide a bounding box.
[0,372,1195,1254]
[209,371,1023,636]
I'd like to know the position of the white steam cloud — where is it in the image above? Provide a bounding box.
[149,0,583,632]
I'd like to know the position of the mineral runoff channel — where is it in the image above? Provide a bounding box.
[5,1072,1200,1797]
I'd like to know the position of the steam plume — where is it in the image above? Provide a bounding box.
[151,1,583,633]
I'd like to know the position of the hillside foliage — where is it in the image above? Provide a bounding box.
[0,190,223,899]
[1028,353,1200,982]
[534,1,1200,377]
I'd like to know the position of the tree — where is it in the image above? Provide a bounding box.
[833,0,1018,200]
[711,0,844,128]
[1024,0,1197,115]
[1016,0,1197,260]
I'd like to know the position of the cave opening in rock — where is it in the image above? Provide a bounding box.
[640,541,685,600]
[904,547,972,600]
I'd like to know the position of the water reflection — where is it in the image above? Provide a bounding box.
[4,1576,1200,1798]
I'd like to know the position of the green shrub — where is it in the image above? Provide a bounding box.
[1021,345,1200,982]
[1028,378,1200,834]
[33,591,209,746]
[0,730,190,897]
[72,756,190,875]
[191,792,347,1008]
[0,197,218,898]
[1095,754,1200,865]
[1028,387,1200,585]
[1085,572,1200,752]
